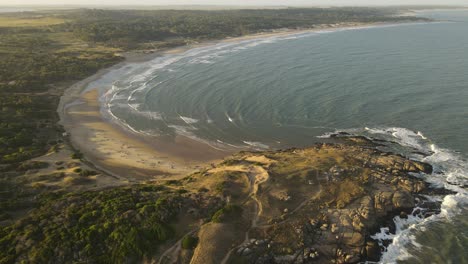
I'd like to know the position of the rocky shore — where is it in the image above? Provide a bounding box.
[176,137,448,264]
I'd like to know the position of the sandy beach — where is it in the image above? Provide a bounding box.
[58,21,408,181]
[60,86,230,180]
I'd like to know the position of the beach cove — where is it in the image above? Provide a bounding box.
[58,21,391,180]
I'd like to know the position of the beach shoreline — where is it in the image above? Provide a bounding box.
[58,20,428,181]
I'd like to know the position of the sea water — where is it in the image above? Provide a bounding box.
[91,10,468,263]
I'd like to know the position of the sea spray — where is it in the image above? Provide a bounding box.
[319,127,467,263]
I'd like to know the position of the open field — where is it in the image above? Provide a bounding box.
[0,16,67,27]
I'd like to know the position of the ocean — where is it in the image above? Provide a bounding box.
[90,10,468,263]
[0,7,36,13]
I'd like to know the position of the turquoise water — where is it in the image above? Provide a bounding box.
[97,10,468,263]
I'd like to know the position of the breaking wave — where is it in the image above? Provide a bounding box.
[319,126,467,263]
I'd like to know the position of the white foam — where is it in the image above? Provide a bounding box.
[139,111,163,120]
[372,201,452,263]
[440,193,467,218]
[127,103,142,112]
[104,106,141,135]
[422,143,468,189]
[329,126,468,189]
[217,139,244,149]
[166,125,227,151]
[417,131,427,140]
[127,82,148,104]
[179,115,199,124]
[376,192,467,264]
[243,141,269,150]
[316,133,333,139]
[365,127,424,149]
[371,227,394,242]
[334,126,468,263]
[167,125,196,137]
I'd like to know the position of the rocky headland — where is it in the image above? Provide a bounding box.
[175,137,447,264]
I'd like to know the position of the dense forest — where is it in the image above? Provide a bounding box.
[63,8,426,49]
[0,7,428,263]
[0,183,225,263]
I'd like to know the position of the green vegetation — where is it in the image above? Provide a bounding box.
[0,24,120,167]
[0,185,180,263]
[71,151,84,160]
[0,11,122,222]
[211,204,243,223]
[79,169,98,177]
[62,8,427,49]
[0,94,59,164]
[181,234,199,250]
[16,161,49,171]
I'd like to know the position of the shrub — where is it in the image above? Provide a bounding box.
[181,235,198,250]
[165,180,181,186]
[198,187,209,193]
[211,204,242,223]
[80,170,97,177]
[16,161,49,171]
[71,151,83,160]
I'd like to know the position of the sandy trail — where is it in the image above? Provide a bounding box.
[218,163,270,264]
[250,166,270,226]
[158,228,199,264]
[219,155,323,263]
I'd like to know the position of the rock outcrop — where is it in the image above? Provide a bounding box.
[187,140,444,264]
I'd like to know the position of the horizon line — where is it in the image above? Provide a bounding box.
[2,4,467,7]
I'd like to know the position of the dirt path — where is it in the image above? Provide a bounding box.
[255,174,323,229]
[158,228,199,264]
[220,164,269,264]
[220,162,326,263]
[249,166,269,227]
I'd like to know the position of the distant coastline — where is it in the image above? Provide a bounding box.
[0,7,36,13]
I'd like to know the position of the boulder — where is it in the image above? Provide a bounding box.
[392,191,414,209]
[242,248,252,256]
[345,253,361,263]
[365,241,381,262]
[331,223,339,233]
[374,192,394,212]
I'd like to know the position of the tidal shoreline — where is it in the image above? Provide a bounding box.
[58,21,430,180]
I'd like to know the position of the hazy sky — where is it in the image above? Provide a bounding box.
[4,0,467,6]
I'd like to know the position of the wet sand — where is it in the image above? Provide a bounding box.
[60,88,228,181]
